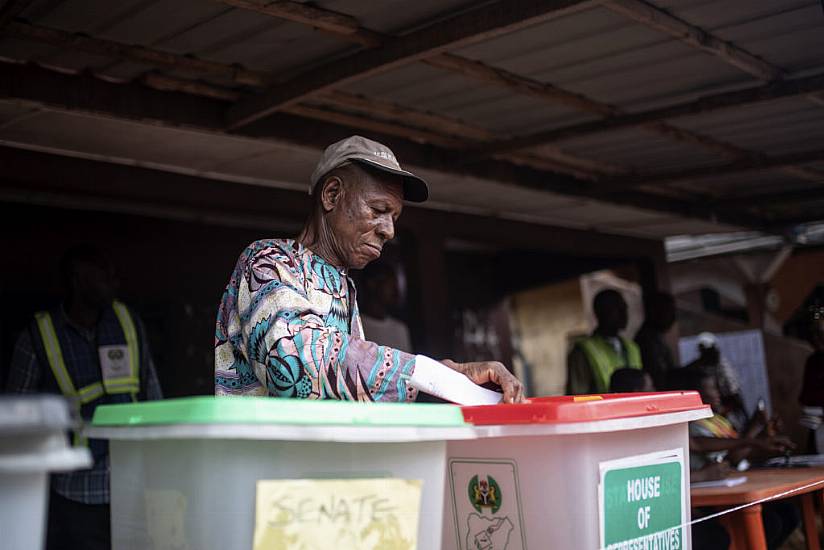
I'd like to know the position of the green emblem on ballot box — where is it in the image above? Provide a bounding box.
[468,474,502,514]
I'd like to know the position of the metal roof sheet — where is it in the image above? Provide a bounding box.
[2,0,822,238]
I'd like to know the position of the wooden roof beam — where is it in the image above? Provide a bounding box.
[214,0,617,116]
[225,0,597,129]
[316,90,627,177]
[598,0,824,185]
[219,0,822,188]
[145,73,619,179]
[3,19,619,180]
[600,0,784,82]
[474,71,824,156]
[0,60,767,230]
[603,148,824,191]
[215,0,383,47]
[4,21,269,87]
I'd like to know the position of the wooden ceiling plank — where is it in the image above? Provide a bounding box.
[603,148,824,191]
[225,0,597,129]
[478,71,824,156]
[5,21,269,87]
[600,0,784,82]
[216,0,383,47]
[0,60,768,230]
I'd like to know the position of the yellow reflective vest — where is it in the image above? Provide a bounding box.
[576,334,642,394]
[33,300,140,446]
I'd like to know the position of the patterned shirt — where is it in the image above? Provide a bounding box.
[215,239,418,402]
[7,305,162,504]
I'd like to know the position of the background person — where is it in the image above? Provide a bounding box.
[567,289,642,395]
[6,244,162,550]
[679,366,799,550]
[634,291,677,390]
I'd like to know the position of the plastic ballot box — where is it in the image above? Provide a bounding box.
[443,392,711,550]
[86,396,475,550]
[0,395,92,550]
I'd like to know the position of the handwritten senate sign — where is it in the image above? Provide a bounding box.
[253,478,422,550]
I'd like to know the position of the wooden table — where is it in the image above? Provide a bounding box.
[691,467,824,550]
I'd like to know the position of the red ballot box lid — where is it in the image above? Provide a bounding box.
[461,391,708,425]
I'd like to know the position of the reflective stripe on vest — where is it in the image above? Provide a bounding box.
[33,303,141,445]
[578,335,642,394]
[111,301,139,399]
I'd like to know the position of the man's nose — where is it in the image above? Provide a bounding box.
[376,216,395,241]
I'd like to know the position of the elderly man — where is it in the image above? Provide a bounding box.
[215,135,524,404]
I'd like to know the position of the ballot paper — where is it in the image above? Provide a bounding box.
[253,478,422,550]
[690,476,747,489]
[408,355,503,405]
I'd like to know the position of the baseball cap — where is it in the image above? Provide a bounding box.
[309,135,429,202]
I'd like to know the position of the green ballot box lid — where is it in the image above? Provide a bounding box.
[92,396,469,428]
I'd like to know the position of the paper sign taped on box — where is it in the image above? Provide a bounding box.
[253,478,422,550]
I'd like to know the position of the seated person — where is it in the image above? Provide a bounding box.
[681,366,799,550]
[609,367,654,393]
[610,367,729,548]
[692,333,748,432]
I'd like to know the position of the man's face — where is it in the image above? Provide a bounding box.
[73,260,117,309]
[326,169,403,270]
[600,295,628,332]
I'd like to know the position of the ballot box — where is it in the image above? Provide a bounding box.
[443,392,711,550]
[0,395,92,550]
[86,396,475,550]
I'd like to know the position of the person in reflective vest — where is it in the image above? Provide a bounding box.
[7,245,162,550]
[566,288,642,394]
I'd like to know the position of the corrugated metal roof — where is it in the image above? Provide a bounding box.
[1,0,822,239]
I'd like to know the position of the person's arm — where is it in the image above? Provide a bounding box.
[566,346,594,395]
[691,435,793,456]
[236,246,415,402]
[6,330,42,393]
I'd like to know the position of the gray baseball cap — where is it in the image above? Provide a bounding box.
[309,135,428,202]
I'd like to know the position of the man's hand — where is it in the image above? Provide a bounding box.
[755,435,795,454]
[441,360,526,404]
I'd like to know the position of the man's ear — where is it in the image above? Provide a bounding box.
[320,176,343,212]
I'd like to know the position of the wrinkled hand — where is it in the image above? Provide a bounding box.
[441,360,526,404]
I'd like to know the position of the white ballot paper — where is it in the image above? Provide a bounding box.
[408,355,504,405]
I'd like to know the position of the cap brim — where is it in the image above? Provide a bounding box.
[353,158,429,203]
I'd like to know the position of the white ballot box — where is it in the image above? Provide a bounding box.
[87,397,475,550]
[444,392,711,550]
[0,395,92,550]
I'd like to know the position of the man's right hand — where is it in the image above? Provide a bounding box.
[441,360,526,404]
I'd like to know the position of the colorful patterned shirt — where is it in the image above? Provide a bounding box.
[215,239,418,402]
